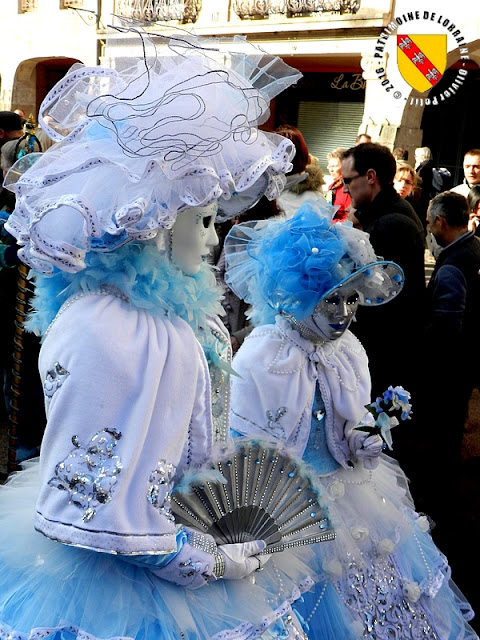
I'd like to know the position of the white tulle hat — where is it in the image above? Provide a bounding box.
[5,27,302,275]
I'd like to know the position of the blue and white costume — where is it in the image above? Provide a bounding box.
[0,270,314,640]
[226,203,478,639]
[0,27,315,640]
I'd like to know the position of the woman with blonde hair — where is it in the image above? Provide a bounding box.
[325,147,351,222]
[394,161,426,233]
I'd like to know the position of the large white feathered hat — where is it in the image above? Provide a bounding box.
[5,26,302,275]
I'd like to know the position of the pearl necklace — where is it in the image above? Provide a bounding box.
[282,313,326,346]
[44,286,129,339]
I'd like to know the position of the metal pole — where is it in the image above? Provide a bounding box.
[7,262,29,473]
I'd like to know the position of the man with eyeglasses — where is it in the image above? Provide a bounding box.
[340,143,426,477]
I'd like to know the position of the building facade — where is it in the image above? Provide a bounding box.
[2,0,480,181]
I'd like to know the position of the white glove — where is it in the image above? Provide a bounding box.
[350,431,384,469]
[217,540,270,580]
[150,528,218,589]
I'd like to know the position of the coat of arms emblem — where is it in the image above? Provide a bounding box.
[397,34,447,93]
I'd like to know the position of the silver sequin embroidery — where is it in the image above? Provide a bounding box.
[335,551,438,638]
[147,460,176,522]
[48,428,123,522]
[266,407,288,439]
[43,362,70,399]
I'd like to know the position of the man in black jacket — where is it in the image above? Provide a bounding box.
[417,192,480,594]
[341,143,426,401]
[424,191,480,461]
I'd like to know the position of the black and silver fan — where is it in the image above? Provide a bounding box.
[171,441,335,553]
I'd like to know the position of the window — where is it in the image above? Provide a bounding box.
[297,100,364,175]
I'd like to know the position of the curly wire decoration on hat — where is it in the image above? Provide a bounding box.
[85,27,267,166]
[4,26,302,275]
[88,71,262,166]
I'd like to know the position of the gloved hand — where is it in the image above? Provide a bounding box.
[349,431,384,469]
[150,533,217,589]
[217,540,270,580]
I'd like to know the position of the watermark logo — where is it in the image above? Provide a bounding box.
[373,11,470,106]
[397,35,447,92]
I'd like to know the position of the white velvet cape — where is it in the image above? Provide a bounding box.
[230,315,371,469]
[35,293,213,555]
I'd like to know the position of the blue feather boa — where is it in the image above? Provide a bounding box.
[26,242,225,360]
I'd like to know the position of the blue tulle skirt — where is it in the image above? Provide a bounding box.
[1,457,476,640]
[291,454,478,639]
[0,461,317,640]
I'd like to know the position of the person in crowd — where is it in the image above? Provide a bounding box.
[225,200,477,639]
[414,146,433,174]
[451,149,480,198]
[393,161,427,228]
[414,146,437,217]
[393,147,409,162]
[302,153,325,197]
[467,185,480,235]
[0,111,24,148]
[0,141,19,424]
[34,114,56,151]
[0,28,315,640]
[355,132,371,145]
[325,147,351,222]
[340,143,425,404]
[275,124,325,217]
[393,161,417,200]
[413,192,480,604]
[212,197,281,353]
[422,192,480,484]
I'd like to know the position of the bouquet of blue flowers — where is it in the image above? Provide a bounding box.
[355,385,412,450]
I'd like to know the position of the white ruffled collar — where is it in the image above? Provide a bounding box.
[275,314,369,422]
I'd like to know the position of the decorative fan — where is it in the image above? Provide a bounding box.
[171,441,335,553]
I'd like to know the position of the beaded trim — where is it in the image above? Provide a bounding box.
[34,511,178,555]
[231,407,289,442]
[268,338,309,374]
[186,530,217,557]
[210,325,231,446]
[213,550,226,578]
[282,313,326,346]
[44,287,129,340]
[304,581,327,625]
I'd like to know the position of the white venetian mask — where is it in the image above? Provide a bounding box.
[171,202,219,275]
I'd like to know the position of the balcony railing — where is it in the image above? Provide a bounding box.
[114,0,202,23]
[61,0,84,7]
[233,0,360,18]
[19,0,38,12]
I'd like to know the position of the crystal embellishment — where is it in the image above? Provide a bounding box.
[47,428,123,522]
[266,407,287,438]
[43,362,70,398]
[147,460,177,523]
[334,551,439,638]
